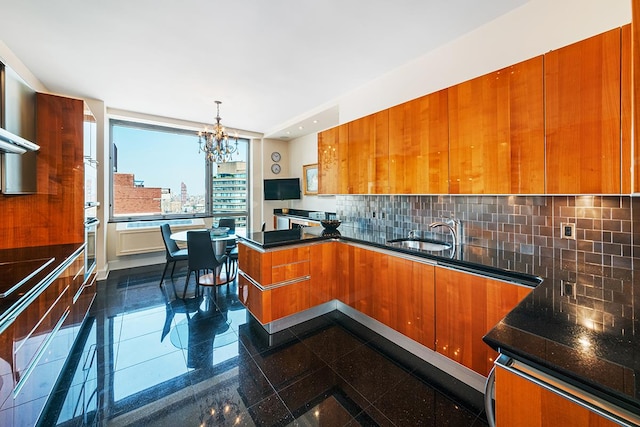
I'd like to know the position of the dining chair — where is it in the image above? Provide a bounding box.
[184,230,227,298]
[159,223,189,289]
[217,218,238,282]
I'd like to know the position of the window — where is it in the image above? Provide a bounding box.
[110,119,250,227]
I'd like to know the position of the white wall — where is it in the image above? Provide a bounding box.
[288,132,337,213]
[336,0,631,123]
[256,138,291,231]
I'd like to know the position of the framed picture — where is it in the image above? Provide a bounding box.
[303,163,318,195]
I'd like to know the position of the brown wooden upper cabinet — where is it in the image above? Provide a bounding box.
[448,56,545,194]
[317,123,348,194]
[545,26,629,194]
[316,25,631,196]
[388,89,449,194]
[347,110,389,194]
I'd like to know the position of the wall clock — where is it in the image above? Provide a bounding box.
[271,152,281,162]
[271,163,281,174]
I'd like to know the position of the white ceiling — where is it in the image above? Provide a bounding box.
[0,0,527,140]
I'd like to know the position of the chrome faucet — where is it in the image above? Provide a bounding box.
[429,218,463,247]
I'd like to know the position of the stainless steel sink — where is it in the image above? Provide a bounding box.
[386,238,452,252]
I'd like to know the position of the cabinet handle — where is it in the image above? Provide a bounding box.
[484,365,497,427]
[13,308,70,397]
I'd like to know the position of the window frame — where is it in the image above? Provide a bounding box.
[108,118,251,225]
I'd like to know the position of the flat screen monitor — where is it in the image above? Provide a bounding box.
[264,178,301,200]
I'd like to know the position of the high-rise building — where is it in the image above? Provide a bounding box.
[212,161,247,227]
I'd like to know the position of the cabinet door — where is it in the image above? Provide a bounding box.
[347,111,389,194]
[392,258,435,350]
[335,242,355,306]
[309,242,337,306]
[270,279,310,321]
[435,267,531,376]
[495,365,619,426]
[350,246,375,317]
[449,56,544,194]
[318,124,349,194]
[545,28,622,194]
[621,24,632,194]
[388,90,449,194]
[0,94,84,249]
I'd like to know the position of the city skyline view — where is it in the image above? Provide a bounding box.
[112,124,248,197]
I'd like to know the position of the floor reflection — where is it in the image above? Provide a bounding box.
[41,264,488,426]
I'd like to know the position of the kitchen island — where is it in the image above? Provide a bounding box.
[238,224,639,426]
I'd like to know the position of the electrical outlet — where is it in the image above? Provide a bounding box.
[560,222,576,240]
[561,280,577,299]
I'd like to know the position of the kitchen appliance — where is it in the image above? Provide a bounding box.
[83,106,99,278]
[0,62,40,194]
[84,218,98,279]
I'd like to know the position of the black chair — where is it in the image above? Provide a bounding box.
[218,218,238,283]
[159,223,188,289]
[184,230,227,298]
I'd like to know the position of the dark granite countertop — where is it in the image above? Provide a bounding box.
[240,223,639,414]
[0,243,84,327]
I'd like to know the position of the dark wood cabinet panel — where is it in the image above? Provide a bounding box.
[0,247,92,426]
[0,93,84,249]
[449,56,544,194]
[388,90,449,194]
[545,28,623,194]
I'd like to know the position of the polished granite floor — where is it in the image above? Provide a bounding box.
[40,264,489,426]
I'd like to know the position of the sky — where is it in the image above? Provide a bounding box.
[112,124,248,196]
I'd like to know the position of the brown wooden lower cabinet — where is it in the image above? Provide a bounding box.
[495,364,619,426]
[435,266,532,376]
[391,257,435,350]
[0,247,94,426]
[238,274,310,324]
[335,243,436,350]
[239,241,534,378]
[238,243,312,324]
[309,242,337,306]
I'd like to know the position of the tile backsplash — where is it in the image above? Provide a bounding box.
[336,195,638,268]
[337,195,639,333]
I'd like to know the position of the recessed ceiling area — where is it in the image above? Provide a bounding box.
[0,1,528,138]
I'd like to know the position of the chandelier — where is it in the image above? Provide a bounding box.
[198,100,239,163]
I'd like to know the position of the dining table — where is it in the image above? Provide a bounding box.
[170,229,238,257]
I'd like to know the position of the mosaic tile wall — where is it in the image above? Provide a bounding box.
[336,195,639,333]
[336,195,637,266]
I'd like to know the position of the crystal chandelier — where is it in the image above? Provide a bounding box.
[198,100,239,163]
